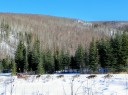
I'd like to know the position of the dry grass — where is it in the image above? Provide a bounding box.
[116,72,128,74]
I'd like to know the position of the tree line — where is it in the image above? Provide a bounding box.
[0,32,128,74]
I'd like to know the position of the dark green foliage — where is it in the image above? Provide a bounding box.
[23,47,28,72]
[0,61,3,72]
[96,33,128,72]
[28,51,33,71]
[89,39,99,72]
[62,51,71,70]
[26,33,33,71]
[75,44,85,73]
[15,40,26,72]
[110,33,125,72]
[84,48,89,67]
[97,39,112,68]
[2,58,11,69]
[37,54,44,74]
[121,32,128,68]
[11,59,16,75]
[54,50,62,71]
[2,31,128,74]
[70,56,79,69]
[44,49,54,73]
[31,40,40,71]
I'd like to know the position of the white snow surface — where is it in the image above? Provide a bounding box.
[0,74,128,95]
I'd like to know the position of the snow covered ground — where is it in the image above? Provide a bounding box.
[0,74,128,95]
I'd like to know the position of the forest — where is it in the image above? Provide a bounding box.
[0,31,128,74]
[0,14,128,74]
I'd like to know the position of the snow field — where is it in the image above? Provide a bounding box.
[0,74,128,95]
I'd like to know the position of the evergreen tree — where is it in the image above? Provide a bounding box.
[97,39,114,72]
[23,47,28,72]
[109,37,117,71]
[37,54,44,74]
[121,32,128,71]
[89,39,99,72]
[11,59,16,75]
[84,48,89,68]
[27,51,32,71]
[110,33,123,72]
[2,58,11,69]
[26,33,33,71]
[2,58,8,69]
[62,51,71,70]
[104,40,114,69]
[70,56,79,69]
[15,40,25,72]
[60,49,65,70]
[0,61,3,72]
[75,44,85,73]
[44,49,54,73]
[31,39,41,71]
[54,50,62,71]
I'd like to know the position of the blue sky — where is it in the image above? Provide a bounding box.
[0,0,128,21]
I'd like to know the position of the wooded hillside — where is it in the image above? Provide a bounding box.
[0,13,128,58]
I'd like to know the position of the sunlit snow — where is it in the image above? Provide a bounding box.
[0,74,128,95]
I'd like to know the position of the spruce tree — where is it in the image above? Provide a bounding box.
[0,61,3,72]
[121,32,128,71]
[2,57,12,70]
[111,32,128,72]
[44,49,54,73]
[84,48,89,68]
[26,33,33,71]
[110,33,124,72]
[23,47,28,72]
[75,44,85,73]
[11,59,16,75]
[109,37,117,71]
[54,50,62,71]
[62,51,71,70]
[89,39,98,72]
[70,56,79,69]
[2,58,9,69]
[104,40,114,69]
[97,39,114,72]
[31,39,41,72]
[15,40,25,72]
[37,54,44,74]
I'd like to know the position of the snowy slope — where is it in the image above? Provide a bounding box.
[0,74,128,95]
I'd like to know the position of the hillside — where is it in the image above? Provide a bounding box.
[0,13,128,58]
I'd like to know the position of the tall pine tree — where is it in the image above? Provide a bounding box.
[31,39,41,72]
[11,59,16,75]
[62,50,71,71]
[89,39,99,72]
[44,49,54,73]
[75,44,85,73]
[37,53,44,74]
[15,40,26,72]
